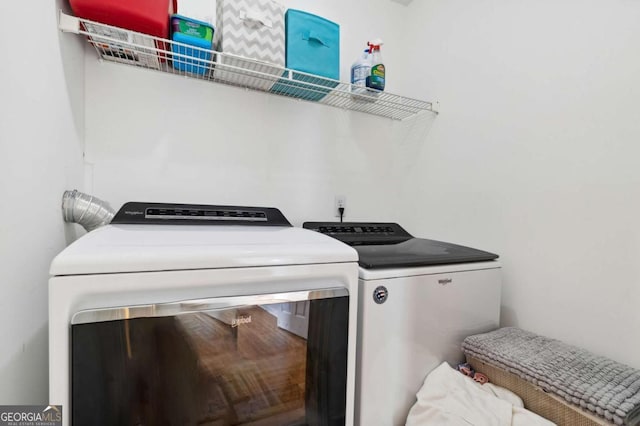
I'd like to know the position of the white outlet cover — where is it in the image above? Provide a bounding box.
[334,195,347,217]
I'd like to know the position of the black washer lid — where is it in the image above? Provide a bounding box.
[303,222,499,269]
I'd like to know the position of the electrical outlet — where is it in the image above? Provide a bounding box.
[334,195,346,217]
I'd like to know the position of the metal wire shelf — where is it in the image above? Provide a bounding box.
[59,12,437,120]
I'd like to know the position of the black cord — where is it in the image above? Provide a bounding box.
[339,207,345,223]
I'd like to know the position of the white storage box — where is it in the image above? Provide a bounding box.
[214,0,286,90]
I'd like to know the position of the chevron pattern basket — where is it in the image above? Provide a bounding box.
[215,0,286,90]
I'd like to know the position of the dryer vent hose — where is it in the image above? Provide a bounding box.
[62,190,115,232]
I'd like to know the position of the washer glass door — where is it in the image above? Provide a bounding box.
[71,288,349,426]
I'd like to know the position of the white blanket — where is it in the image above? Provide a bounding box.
[405,362,556,426]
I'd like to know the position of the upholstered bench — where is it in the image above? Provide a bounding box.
[462,328,640,426]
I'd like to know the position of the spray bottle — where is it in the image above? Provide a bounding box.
[351,47,371,96]
[366,39,385,92]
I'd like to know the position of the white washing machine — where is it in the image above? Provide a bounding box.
[50,203,359,426]
[303,222,502,426]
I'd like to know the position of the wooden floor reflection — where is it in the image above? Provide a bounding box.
[174,307,307,425]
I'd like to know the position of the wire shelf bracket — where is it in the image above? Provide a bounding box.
[59,11,438,121]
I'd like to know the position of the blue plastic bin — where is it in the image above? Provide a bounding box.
[271,10,339,101]
[171,15,214,75]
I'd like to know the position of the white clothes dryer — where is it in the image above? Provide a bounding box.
[50,203,359,426]
[303,222,502,426]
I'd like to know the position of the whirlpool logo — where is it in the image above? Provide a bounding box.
[231,315,252,328]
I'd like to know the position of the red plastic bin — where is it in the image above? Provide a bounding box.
[69,0,177,40]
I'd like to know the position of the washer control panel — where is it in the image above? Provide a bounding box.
[112,202,292,226]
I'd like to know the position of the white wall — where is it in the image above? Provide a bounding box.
[83,0,433,225]
[393,0,640,367]
[0,1,85,402]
